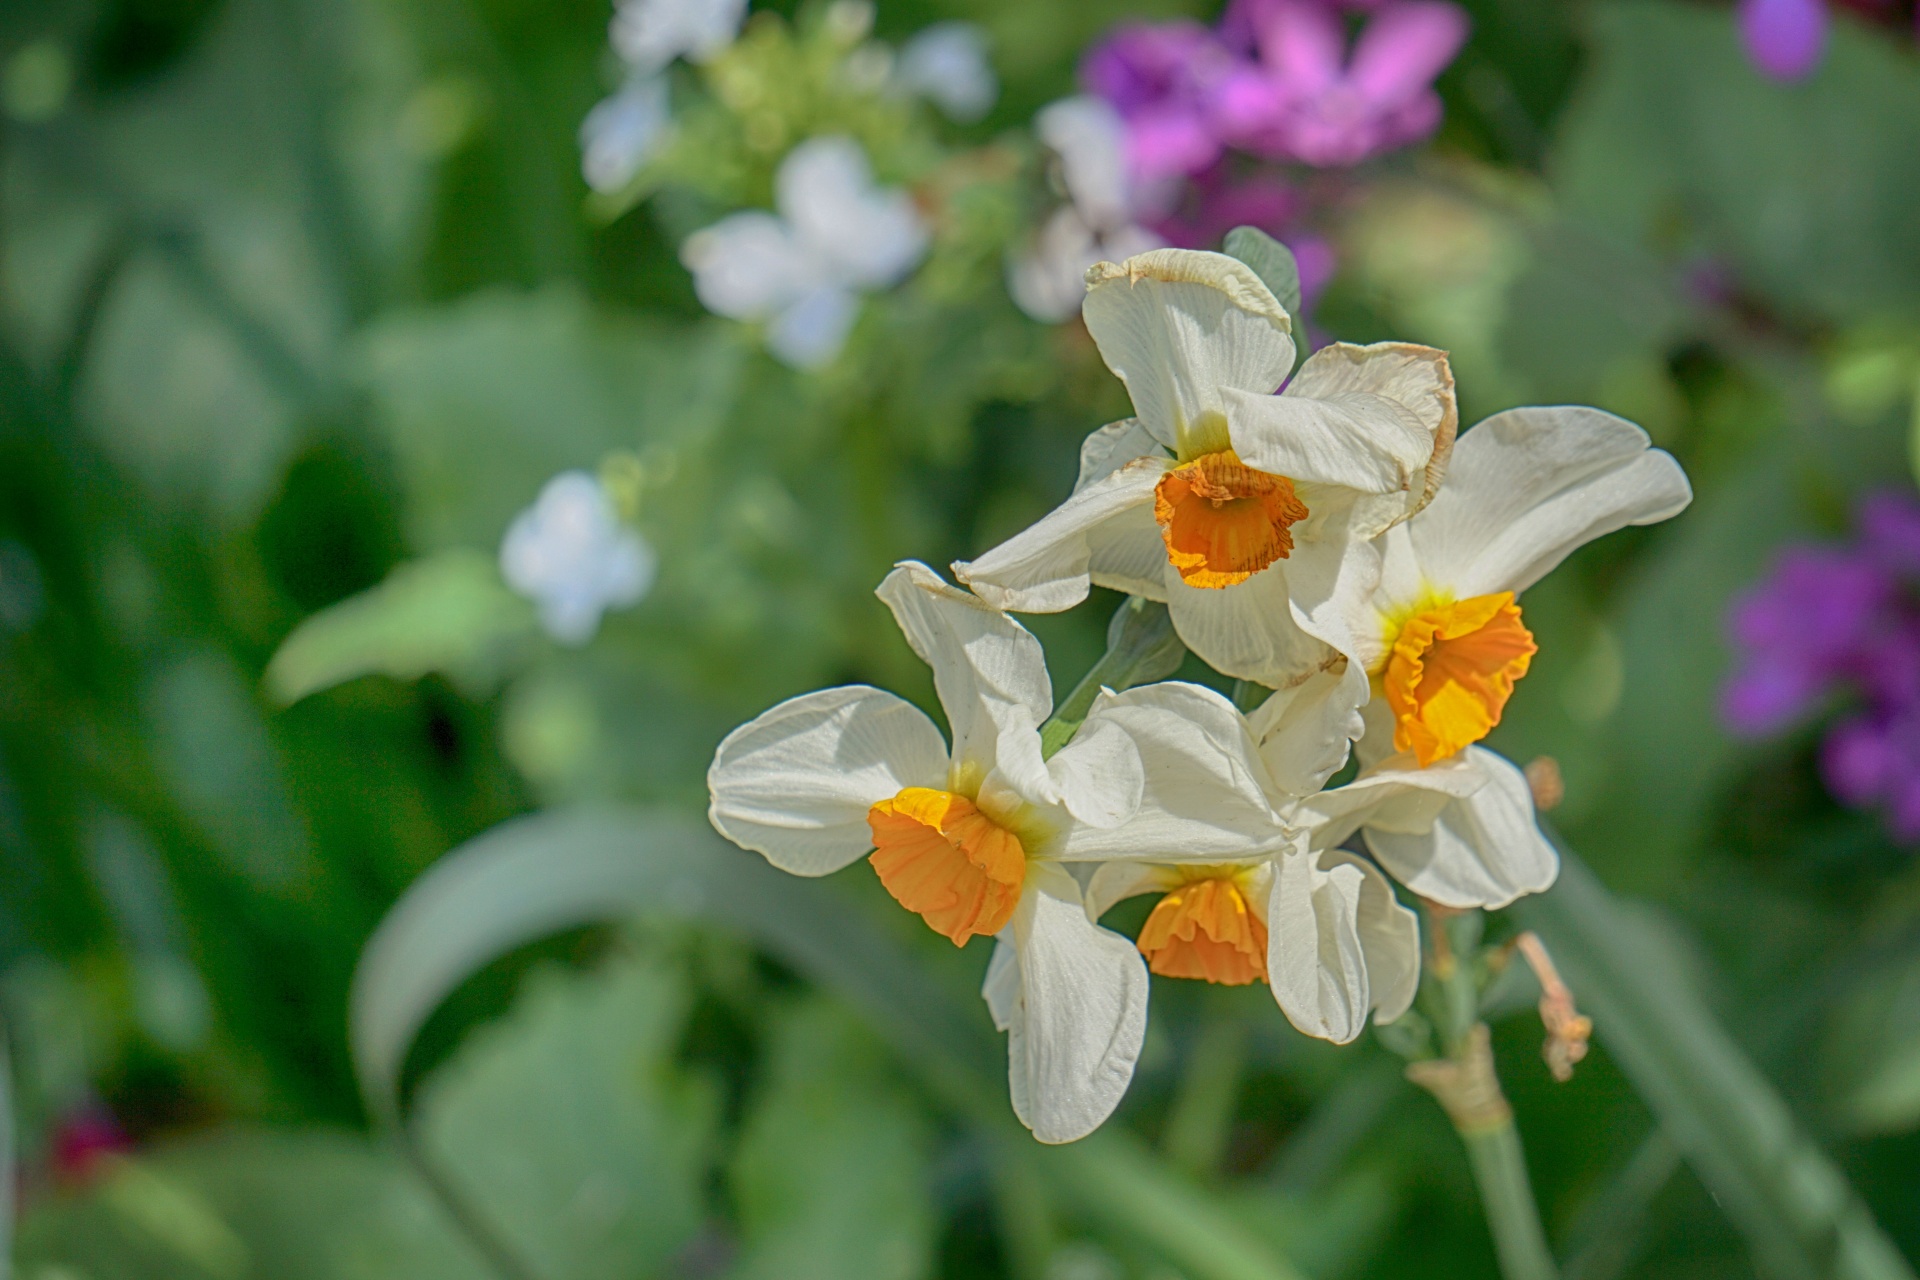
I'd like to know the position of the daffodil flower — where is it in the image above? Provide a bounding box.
[1355,407,1691,771]
[707,562,1286,1141]
[1298,744,1557,911]
[957,247,1457,714]
[1083,754,1456,1043]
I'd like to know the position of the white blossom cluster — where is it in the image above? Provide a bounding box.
[706,247,1692,1142]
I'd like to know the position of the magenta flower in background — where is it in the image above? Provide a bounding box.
[1212,0,1470,167]
[1723,491,1920,841]
[1738,0,1829,80]
[1080,22,1239,184]
[1149,169,1338,308]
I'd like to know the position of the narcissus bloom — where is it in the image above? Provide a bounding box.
[1355,407,1691,768]
[707,563,1286,1141]
[958,247,1456,699]
[1086,753,1479,1041]
[1310,744,1560,909]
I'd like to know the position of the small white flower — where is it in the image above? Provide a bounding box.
[894,22,998,123]
[500,471,656,646]
[579,76,671,193]
[611,0,747,75]
[681,136,927,368]
[1009,98,1165,324]
[708,562,1286,1141]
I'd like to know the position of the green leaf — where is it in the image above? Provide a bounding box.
[1555,1,1920,324]
[414,955,720,1280]
[16,1131,489,1280]
[1512,851,1915,1280]
[349,806,1308,1280]
[351,287,744,551]
[726,999,936,1280]
[1223,226,1304,320]
[263,548,536,704]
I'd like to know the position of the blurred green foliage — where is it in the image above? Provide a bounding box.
[6,0,1920,1277]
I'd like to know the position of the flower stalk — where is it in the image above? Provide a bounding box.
[1407,908,1560,1280]
[1038,596,1185,757]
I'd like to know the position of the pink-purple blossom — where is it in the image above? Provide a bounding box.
[1723,492,1920,840]
[1738,0,1829,81]
[1081,0,1469,178]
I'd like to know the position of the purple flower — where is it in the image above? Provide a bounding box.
[1722,547,1893,735]
[1148,170,1338,310]
[1823,710,1920,840]
[1739,0,1828,81]
[1724,490,1920,843]
[1080,23,1240,183]
[1211,0,1469,168]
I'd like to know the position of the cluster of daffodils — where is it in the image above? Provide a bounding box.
[708,247,1691,1143]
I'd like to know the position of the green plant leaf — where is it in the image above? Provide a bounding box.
[263,548,537,704]
[1223,226,1304,320]
[1555,1,1920,324]
[726,999,935,1280]
[1512,850,1915,1280]
[351,287,744,551]
[349,805,1307,1280]
[16,1131,490,1280]
[413,955,720,1280]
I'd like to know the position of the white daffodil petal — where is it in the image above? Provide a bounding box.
[1048,715,1146,829]
[707,684,948,874]
[1399,406,1693,600]
[1285,341,1456,506]
[876,562,1053,785]
[1082,861,1178,922]
[1007,867,1150,1143]
[1266,847,1372,1045]
[1325,849,1421,1024]
[1289,751,1484,858]
[953,459,1167,613]
[1087,506,1173,601]
[982,932,1021,1032]
[1163,561,1331,687]
[1082,250,1295,456]
[1076,419,1167,490]
[1055,683,1288,863]
[1247,659,1368,797]
[1222,343,1449,498]
[1363,747,1559,909]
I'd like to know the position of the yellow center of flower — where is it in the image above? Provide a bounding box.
[868,787,1026,946]
[1135,869,1268,985]
[1380,592,1537,767]
[1153,449,1309,589]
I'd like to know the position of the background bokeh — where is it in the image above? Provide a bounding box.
[4,0,1920,1277]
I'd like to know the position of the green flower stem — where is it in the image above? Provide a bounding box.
[1462,1113,1561,1280]
[1409,909,1561,1280]
[1038,596,1185,758]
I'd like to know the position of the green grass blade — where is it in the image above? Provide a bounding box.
[350,805,1307,1280]
[1513,850,1913,1280]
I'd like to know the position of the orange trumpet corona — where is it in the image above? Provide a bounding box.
[868,787,1026,946]
[1153,449,1308,588]
[1381,592,1537,766]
